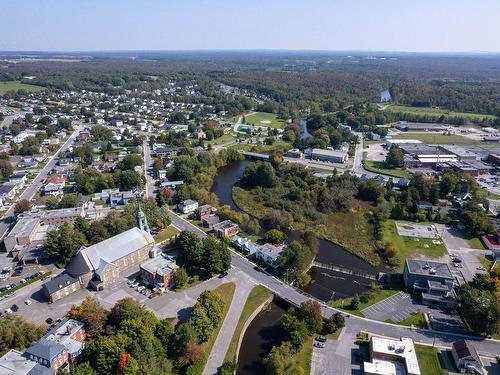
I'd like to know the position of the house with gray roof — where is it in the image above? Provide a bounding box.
[42,273,81,303]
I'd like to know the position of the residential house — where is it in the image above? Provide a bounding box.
[17,159,39,168]
[43,176,65,196]
[231,235,258,255]
[255,243,286,267]
[177,199,198,214]
[196,204,217,220]
[212,220,239,238]
[451,340,484,374]
[202,215,220,230]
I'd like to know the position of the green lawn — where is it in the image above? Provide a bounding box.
[386,312,427,328]
[329,288,400,317]
[154,225,180,244]
[363,158,411,178]
[465,237,486,250]
[392,132,482,145]
[386,104,497,121]
[205,132,236,146]
[326,328,343,340]
[224,285,272,363]
[244,112,286,129]
[0,81,44,95]
[383,220,447,271]
[294,336,313,375]
[186,282,236,375]
[415,345,447,375]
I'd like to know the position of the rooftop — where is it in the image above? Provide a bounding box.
[311,148,348,157]
[42,318,85,356]
[66,227,154,277]
[370,336,420,375]
[405,259,454,280]
[42,273,79,295]
[141,255,178,276]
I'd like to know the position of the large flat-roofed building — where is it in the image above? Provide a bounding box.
[403,259,457,309]
[3,215,41,253]
[398,144,457,166]
[440,145,478,161]
[311,148,348,163]
[364,336,421,375]
[66,226,154,290]
[395,121,450,132]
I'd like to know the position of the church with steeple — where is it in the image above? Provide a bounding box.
[56,206,156,293]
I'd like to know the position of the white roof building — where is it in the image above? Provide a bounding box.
[365,336,421,375]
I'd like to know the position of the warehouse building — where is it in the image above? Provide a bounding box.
[311,148,348,163]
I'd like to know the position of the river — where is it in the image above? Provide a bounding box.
[213,159,382,371]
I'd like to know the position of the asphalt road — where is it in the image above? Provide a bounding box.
[0,124,83,241]
[168,209,500,358]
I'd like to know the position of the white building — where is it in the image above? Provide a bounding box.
[177,199,198,214]
[364,336,421,375]
[311,148,348,164]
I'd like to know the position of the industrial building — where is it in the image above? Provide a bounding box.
[310,148,348,163]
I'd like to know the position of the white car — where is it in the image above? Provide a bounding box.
[136,286,145,292]
[4,309,12,314]
[24,299,32,306]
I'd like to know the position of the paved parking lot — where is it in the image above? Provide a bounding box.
[311,326,365,375]
[362,292,422,323]
[396,221,440,239]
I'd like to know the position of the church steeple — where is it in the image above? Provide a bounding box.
[136,206,150,233]
[134,186,149,233]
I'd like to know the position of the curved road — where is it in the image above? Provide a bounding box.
[168,210,500,359]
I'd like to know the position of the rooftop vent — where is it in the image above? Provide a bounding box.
[429,268,436,274]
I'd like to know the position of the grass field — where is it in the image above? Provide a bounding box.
[383,220,447,271]
[363,158,411,178]
[465,237,486,250]
[386,104,497,121]
[386,312,427,328]
[244,112,286,129]
[225,286,272,363]
[415,345,447,375]
[205,132,236,146]
[154,225,180,243]
[329,288,400,317]
[294,336,313,375]
[186,282,236,375]
[0,81,44,95]
[392,132,482,145]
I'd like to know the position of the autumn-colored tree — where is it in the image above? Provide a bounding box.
[117,353,132,374]
[69,297,109,337]
[179,340,203,366]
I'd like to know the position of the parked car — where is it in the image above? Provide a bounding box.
[315,336,327,343]
[4,309,13,314]
[11,304,18,312]
[313,342,325,348]
[137,286,145,292]
[24,299,32,306]
[218,271,229,279]
[46,318,54,324]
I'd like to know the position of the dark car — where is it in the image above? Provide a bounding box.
[218,271,229,279]
[315,336,327,343]
[11,304,18,312]
[46,318,53,324]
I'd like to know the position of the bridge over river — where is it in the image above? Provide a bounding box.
[168,209,500,359]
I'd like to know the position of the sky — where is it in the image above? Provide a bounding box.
[1,0,500,53]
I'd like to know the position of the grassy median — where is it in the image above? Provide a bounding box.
[224,285,272,363]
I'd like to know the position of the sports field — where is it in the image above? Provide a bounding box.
[386,104,497,121]
[0,81,44,95]
[244,112,286,129]
[392,132,482,145]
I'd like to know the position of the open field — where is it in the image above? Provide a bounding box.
[0,81,44,95]
[294,336,313,374]
[205,132,236,146]
[392,132,483,145]
[465,237,486,250]
[244,112,286,129]
[387,312,427,329]
[363,158,411,178]
[415,345,448,375]
[224,285,272,363]
[186,282,236,375]
[386,104,497,121]
[383,220,447,271]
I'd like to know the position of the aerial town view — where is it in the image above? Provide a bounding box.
[0,1,499,374]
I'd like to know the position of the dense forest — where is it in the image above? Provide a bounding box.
[1,52,500,119]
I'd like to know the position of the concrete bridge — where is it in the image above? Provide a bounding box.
[312,261,378,281]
